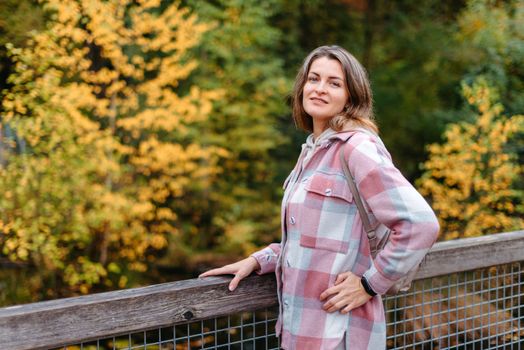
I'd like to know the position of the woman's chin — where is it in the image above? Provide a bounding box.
[308,112,336,122]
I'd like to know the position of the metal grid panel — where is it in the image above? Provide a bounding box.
[55,262,524,350]
[54,307,280,350]
[385,261,524,349]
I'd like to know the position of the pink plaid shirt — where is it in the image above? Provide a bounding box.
[252,129,439,350]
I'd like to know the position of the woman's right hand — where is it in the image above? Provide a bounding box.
[198,256,261,291]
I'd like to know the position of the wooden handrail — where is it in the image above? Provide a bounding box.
[1,230,523,350]
[416,230,524,279]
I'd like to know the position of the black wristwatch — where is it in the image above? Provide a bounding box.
[361,276,377,297]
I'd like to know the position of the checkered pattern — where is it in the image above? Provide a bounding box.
[252,130,440,350]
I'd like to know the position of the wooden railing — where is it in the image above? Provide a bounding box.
[1,230,524,350]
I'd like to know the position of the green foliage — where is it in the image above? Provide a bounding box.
[0,0,46,98]
[175,0,291,264]
[368,1,468,178]
[455,0,524,116]
[0,0,45,47]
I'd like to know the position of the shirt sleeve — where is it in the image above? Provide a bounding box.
[250,243,281,275]
[345,132,440,295]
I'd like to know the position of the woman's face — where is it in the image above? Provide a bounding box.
[302,56,349,132]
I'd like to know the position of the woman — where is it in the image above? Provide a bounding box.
[200,45,440,349]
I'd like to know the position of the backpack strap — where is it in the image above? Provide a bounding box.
[339,145,378,250]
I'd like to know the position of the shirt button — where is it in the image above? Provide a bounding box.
[290,216,296,225]
[302,177,308,182]
[325,188,332,195]
[286,258,291,267]
[284,299,289,307]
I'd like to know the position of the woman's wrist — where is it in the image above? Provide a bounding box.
[360,276,377,297]
[248,256,261,272]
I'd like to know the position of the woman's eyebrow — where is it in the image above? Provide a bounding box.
[309,71,344,81]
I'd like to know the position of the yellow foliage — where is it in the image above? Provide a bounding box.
[418,78,524,240]
[0,0,223,297]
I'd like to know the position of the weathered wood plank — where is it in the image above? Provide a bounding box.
[0,274,277,350]
[415,230,524,279]
[1,230,524,349]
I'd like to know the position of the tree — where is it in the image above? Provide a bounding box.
[167,0,291,267]
[417,0,524,240]
[0,0,221,298]
[455,0,524,116]
[418,78,524,240]
[0,0,46,169]
[0,0,46,91]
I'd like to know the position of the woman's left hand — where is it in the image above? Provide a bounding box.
[319,271,372,314]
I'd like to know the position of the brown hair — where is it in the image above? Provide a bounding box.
[291,45,378,134]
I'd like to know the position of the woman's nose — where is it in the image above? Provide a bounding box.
[315,80,327,94]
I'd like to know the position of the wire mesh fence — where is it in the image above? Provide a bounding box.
[385,261,524,349]
[51,261,524,350]
[51,307,280,350]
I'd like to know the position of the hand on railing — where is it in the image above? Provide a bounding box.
[198,257,261,292]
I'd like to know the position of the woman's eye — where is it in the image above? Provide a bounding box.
[308,76,318,82]
[331,82,341,87]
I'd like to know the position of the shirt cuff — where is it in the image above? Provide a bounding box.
[250,246,278,275]
[363,265,397,296]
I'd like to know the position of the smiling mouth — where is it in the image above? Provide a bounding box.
[310,97,328,104]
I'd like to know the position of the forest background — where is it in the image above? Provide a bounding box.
[0,0,522,306]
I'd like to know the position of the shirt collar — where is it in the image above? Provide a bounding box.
[305,128,338,149]
[303,128,360,149]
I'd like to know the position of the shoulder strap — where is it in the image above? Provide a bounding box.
[339,145,377,243]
